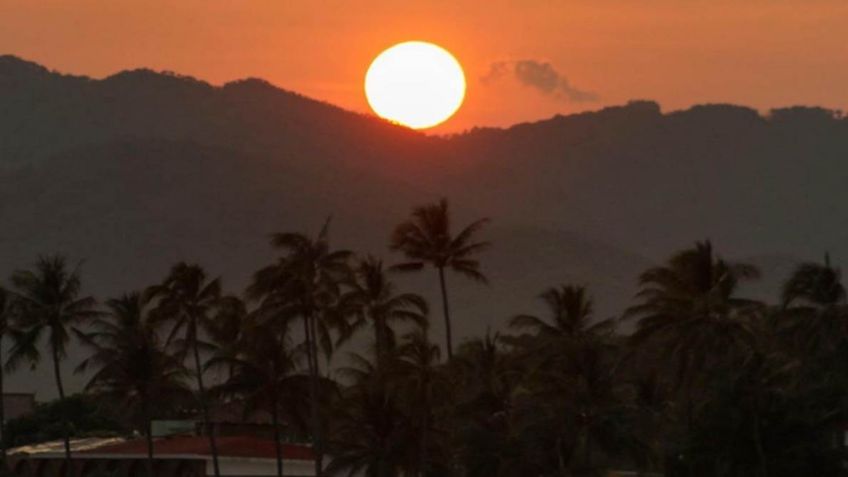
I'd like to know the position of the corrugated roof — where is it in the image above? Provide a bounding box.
[80,435,314,461]
[10,437,128,455]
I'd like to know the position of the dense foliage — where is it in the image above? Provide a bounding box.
[2,200,848,477]
[1,395,123,449]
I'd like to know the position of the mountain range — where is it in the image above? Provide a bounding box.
[1,55,846,397]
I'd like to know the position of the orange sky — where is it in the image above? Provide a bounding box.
[1,0,846,132]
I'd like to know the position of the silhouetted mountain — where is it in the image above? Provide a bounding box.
[2,56,847,397]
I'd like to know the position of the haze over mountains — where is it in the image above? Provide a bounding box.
[2,55,847,397]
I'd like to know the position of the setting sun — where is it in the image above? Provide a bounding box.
[364,41,466,129]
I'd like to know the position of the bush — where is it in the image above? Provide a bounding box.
[2,394,125,449]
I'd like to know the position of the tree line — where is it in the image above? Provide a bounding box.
[0,199,846,477]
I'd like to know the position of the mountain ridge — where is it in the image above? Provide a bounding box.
[2,55,846,398]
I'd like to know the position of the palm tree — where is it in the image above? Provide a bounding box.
[510,285,614,346]
[450,332,529,476]
[782,254,846,309]
[0,287,11,468]
[6,255,100,476]
[208,295,249,380]
[76,292,192,477]
[625,241,761,475]
[627,241,762,373]
[780,254,847,354]
[149,263,223,477]
[521,340,650,476]
[390,327,447,476]
[390,198,490,360]
[327,353,417,477]
[208,317,310,477]
[247,223,352,476]
[343,256,428,369]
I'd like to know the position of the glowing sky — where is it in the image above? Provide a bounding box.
[1,0,846,132]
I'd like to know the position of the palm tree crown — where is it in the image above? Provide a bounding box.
[510,285,613,342]
[77,291,191,477]
[77,292,191,421]
[627,241,762,353]
[343,256,428,367]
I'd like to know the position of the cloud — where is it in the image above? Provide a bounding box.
[481,59,598,102]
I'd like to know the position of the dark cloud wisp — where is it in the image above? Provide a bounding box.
[481,60,598,102]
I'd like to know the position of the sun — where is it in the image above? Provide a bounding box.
[365,41,466,129]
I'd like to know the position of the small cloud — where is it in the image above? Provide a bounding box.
[481,59,598,102]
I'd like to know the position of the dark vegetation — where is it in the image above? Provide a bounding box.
[1,199,847,477]
[1,395,123,449]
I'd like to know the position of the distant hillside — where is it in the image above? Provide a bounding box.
[2,55,847,397]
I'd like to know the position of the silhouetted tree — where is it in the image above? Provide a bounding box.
[328,353,417,477]
[77,292,192,477]
[509,285,614,358]
[207,295,249,380]
[209,317,309,477]
[390,327,447,476]
[7,256,100,477]
[780,255,848,355]
[149,263,223,477]
[248,222,352,477]
[391,199,489,360]
[343,256,428,369]
[626,241,761,475]
[0,287,11,468]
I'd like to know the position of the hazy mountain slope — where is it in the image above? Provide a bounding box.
[0,138,650,398]
[2,55,846,397]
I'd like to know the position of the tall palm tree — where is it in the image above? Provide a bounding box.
[6,255,100,476]
[247,223,352,476]
[625,241,761,475]
[208,317,310,477]
[343,256,428,369]
[149,262,223,477]
[76,292,192,477]
[390,198,490,360]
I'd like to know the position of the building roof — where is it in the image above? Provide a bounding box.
[9,437,128,456]
[81,435,315,461]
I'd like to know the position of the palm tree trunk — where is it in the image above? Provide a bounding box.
[418,413,427,477]
[437,267,453,360]
[271,379,284,477]
[145,399,155,477]
[51,344,73,477]
[192,339,221,477]
[752,397,768,477]
[304,313,323,477]
[0,335,6,470]
[375,318,387,372]
[685,385,695,477]
[271,358,285,477]
[555,436,568,476]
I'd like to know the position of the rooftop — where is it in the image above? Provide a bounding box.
[82,435,314,461]
[11,435,314,461]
